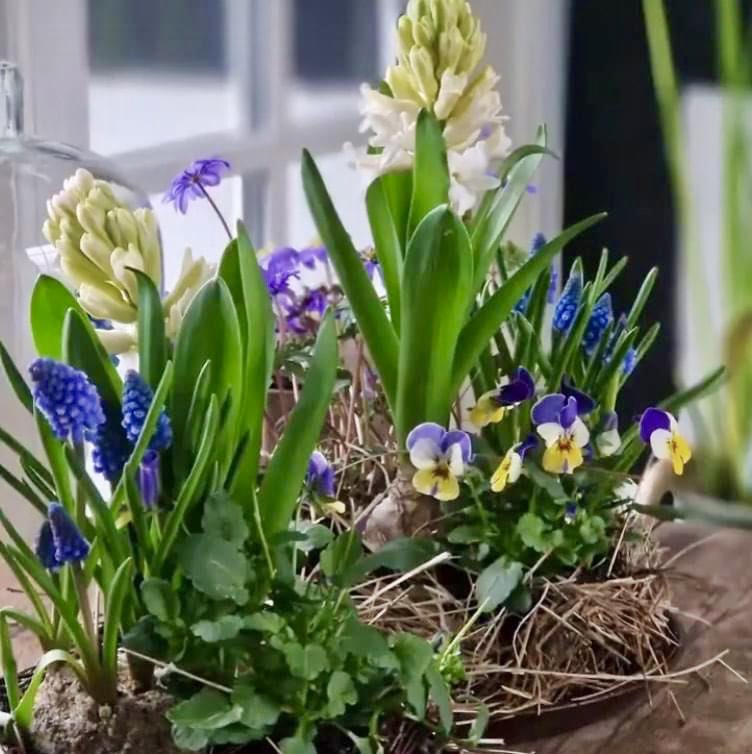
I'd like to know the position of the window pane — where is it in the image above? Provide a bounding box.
[289,0,381,122]
[88,0,242,153]
[151,175,243,288]
[287,152,370,249]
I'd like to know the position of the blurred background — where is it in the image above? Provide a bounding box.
[1,0,751,493]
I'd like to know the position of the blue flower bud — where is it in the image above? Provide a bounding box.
[583,293,614,356]
[138,450,161,509]
[552,267,583,334]
[514,233,556,314]
[604,313,637,376]
[35,521,61,571]
[122,371,173,451]
[564,501,578,524]
[48,502,89,566]
[30,359,105,444]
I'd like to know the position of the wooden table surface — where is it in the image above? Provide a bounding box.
[524,523,752,754]
[5,524,751,754]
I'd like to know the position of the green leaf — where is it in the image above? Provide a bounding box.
[101,558,133,692]
[471,128,549,288]
[178,534,249,605]
[476,557,524,612]
[30,275,87,360]
[35,410,76,515]
[133,269,167,390]
[221,225,276,501]
[366,177,403,330]
[283,642,329,680]
[141,578,180,622]
[171,278,242,481]
[397,206,473,441]
[408,109,449,237]
[232,686,280,729]
[167,688,241,730]
[243,612,285,633]
[171,726,209,751]
[62,308,122,406]
[301,149,398,407]
[0,613,20,710]
[426,663,453,735]
[320,530,362,585]
[452,213,606,398]
[191,616,245,642]
[447,525,485,544]
[342,620,394,663]
[327,670,358,717]
[468,703,490,744]
[0,341,33,413]
[280,736,317,754]
[517,513,547,552]
[346,537,441,584]
[393,633,434,681]
[0,460,47,516]
[202,492,249,546]
[257,312,337,537]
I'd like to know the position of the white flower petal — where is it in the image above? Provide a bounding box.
[447,442,465,478]
[409,438,441,470]
[571,417,591,448]
[596,428,621,457]
[507,451,523,483]
[537,422,564,447]
[650,428,672,460]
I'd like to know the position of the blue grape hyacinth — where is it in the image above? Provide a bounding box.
[552,266,583,334]
[583,293,614,356]
[514,233,556,314]
[122,371,173,451]
[38,503,90,568]
[91,408,132,483]
[30,358,105,444]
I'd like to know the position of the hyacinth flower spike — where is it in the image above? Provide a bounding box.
[639,408,692,475]
[30,358,105,444]
[552,265,583,335]
[407,423,473,502]
[583,293,614,356]
[306,451,345,515]
[470,366,536,428]
[532,394,590,474]
[491,434,538,493]
[122,370,173,451]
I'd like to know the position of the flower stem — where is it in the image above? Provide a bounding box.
[72,563,97,655]
[197,183,233,240]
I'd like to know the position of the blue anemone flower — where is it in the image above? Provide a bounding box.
[30,359,105,444]
[47,503,89,566]
[583,293,614,356]
[552,266,583,334]
[122,371,173,451]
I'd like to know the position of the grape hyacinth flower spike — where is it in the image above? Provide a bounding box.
[515,233,557,314]
[639,408,692,475]
[491,434,538,493]
[552,265,583,334]
[407,423,473,502]
[122,370,173,451]
[583,293,614,356]
[40,502,90,567]
[532,394,591,474]
[30,358,105,444]
[470,366,536,428]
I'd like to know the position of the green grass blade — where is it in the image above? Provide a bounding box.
[301,149,398,407]
[452,214,605,397]
[0,461,47,516]
[0,341,33,413]
[101,558,133,692]
[133,269,167,391]
[258,313,338,537]
[0,613,20,710]
[625,267,658,328]
[396,206,473,442]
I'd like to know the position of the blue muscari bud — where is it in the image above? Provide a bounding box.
[622,347,637,377]
[514,233,555,314]
[35,521,61,571]
[552,266,583,334]
[30,358,105,444]
[48,502,89,565]
[604,313,637,376]
[583,293,614,356]
[122,371,173,451]
[138,450,161,509]
[91,407,131,483]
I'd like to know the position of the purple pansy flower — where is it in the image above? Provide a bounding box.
[469,366,536,428]
[306,451,336,499]
[561,375,596,416]
[532,394,590,474]
[406,423,472,501]
[164,157,230,214]
[639,408,691,475]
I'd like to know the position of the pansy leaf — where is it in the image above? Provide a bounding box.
[397,205,473,440]
[177,534,249,605]
[191,616,245,643]
[476,557,524,612]
[167,688,241,730]
[201,492,249,547]
[345,537,441,584]
[452,214,605,399]
[320,530,362,586]
[301,150,398,408]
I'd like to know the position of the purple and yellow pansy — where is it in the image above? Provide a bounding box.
[639,408,692,475]
[407,423,473,501]
[532,394,591,474]
[469,366,535,428]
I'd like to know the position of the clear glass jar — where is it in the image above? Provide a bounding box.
[0,61,152,542]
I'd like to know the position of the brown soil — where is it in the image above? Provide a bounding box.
[28,667,185,754]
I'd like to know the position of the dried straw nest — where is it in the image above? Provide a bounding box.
[353,516,682,734]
